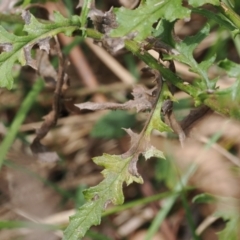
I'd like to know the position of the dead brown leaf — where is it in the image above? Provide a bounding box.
[30,38,68,162]
[78,1,136,53]
[75,85,156,112]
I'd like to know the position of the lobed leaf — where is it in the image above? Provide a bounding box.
[123,128,166,164]
[216,200,240,240]
[165,24,213,89]
[110,0,190,41]
[64,82,173,239]
[152,19,175,47]
[63,201,103,240]
[63,154,143,240]
[143,145,165,160]
[213,194,240,240]
[0,11,80,89]
[192,8,236,31]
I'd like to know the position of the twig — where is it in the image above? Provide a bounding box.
[30,38,67,161]
[85,38,136,84]
[180,105,211,132]
[45,1,106,103]
[194,215,219,238]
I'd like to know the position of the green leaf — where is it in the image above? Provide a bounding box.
[218,59,240,101]
[215,197,240,240]
[166,24,212,89]
[189,0,220,7]
[79,0,92,36]
[86,230,113,240]
[64,201,103,240]
[63,154,143,240]
[192,8,236,31]
[146,83,173,135]
[94,154,143,187]
[218,216,240,240]
[110,0,190,41]
[0,11,80,89]
[143,145,165,160]
[153,19,175,47]
[201,86,240,119]
[155,156,178,189]
[0,26,24,89]
[192,193,216,204]
[199,55,216,73]
[218,58,240,77]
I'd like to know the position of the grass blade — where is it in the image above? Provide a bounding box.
[144,164,197,240]
[0,78,44,169]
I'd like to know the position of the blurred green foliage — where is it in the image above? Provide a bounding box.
[90,110,136,139]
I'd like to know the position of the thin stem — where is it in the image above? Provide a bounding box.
[102,191,174,217]
[84,28,240,120]
[86,28,103,39]
[0,78,44,169]
[0,220,60,231]
[144,164,197,240]
[124,40,199,98]
[181,192,201,240]
[220,1,240,29]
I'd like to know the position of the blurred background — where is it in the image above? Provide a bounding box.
[0,0,240,239]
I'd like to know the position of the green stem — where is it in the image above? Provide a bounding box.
[0,78,44,169]
[144,164,197,240]
[124,39,199,97]
[80,0,92,35]
[220,1,240,29]
[86,28,103,39]
[181,192,201,240]
[232,34,240,57]
[83,28,240,120]
[121,39,240,120]
[102,191,174,217]
[0,220,60,231]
